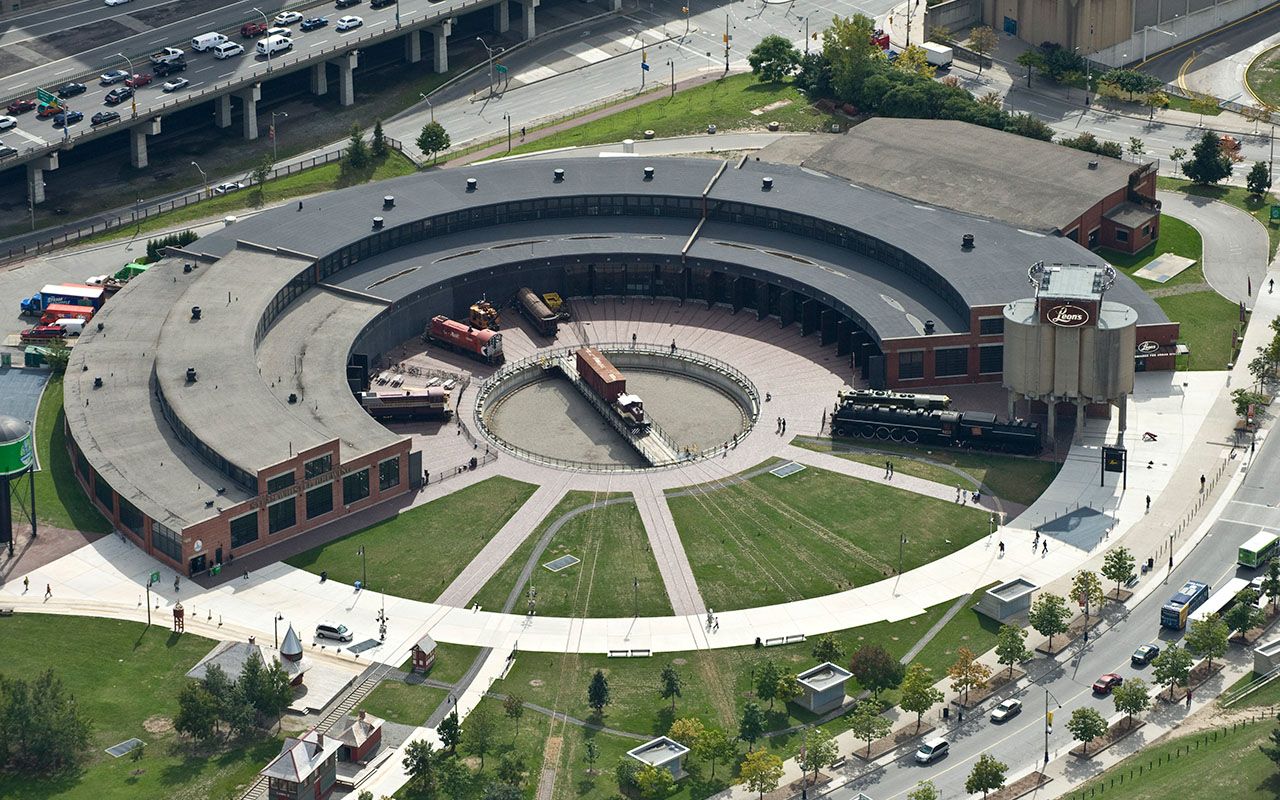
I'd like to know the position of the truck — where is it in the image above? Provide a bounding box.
[39,303,95,326]
[870,29,890,50]
[149,47,185,66]
[20,284,105,316]
[922,41,953,69]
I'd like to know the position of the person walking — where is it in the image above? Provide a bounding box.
[889,461,894,477]
[781,419,786,433]
[1145,495,1151,513]
[44,583,52,600]
[631,332,637,347]
[1200,474,1206,492]
[1270,278,1274,294]
[22,576,29,593]
[884,461,891,479]
[955,485,962,502]
[670,339,676,354]
[998,540,1005,555]
[1042,540,1048,554]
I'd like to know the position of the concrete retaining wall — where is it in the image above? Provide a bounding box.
[1095,0,1276,66]
[927,0,982,35]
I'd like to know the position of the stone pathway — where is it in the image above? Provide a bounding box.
[632,480,706,617]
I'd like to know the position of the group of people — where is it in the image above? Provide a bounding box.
[775,417,787,434]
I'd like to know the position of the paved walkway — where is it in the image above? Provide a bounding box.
[784,444,1005,512]
[633,481,707,617]
[1159,189,1271,304]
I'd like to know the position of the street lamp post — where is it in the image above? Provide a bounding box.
[357,545,367,590]
[274,612,284,648]
[667,60,675,98]
[271,110,288,161]
[1141,25,1177,62]
[633,577,639,617]
[801,16,809,55]
[114,52,137,118]
[252,7,273,71]
[191,161,209,197]
[897,533,908,575]
[419,93,434,123]
[502,113,512,152]
[1044,685,1062,764]
[477,36,496,97]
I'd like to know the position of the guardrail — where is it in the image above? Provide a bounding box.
[1220,664,1280,707]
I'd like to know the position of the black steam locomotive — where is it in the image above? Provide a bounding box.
[831,403,1043,455]
[836,388,951,411]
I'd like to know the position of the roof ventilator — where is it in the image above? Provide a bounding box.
[383,195,395,209]
[191,306,201,320]
[962,233,975,250]
[643,166,655,180]
[372,217,384,230]
[762,177,773,191]
[466,177,477,192]
[183,263,193,274]
[553,168,565,182]
[288,393,298,404]
[924,320,935,335]
[185,367,197,383]
[1088,160,1099,169]
[93,377,103,389]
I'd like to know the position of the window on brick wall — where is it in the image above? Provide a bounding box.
[378,457,400,491]
[230,511,259,548]
[266,472,295,493]
[268,498,296,534]
[934,347,969,377]
[306,483,334,520]
[898,351,924,380]
[979,345,1004,374]
[304,454,332,479]
[343,469,370,505]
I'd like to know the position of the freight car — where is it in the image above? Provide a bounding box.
[359,388,452,421]
[424,315,504,364]
[836,388,951,411]
[575,347,649,431]
[515,287,560,336]
[831,403,1041,455]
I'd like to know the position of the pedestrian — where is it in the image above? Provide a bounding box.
[670,339,676,353]
[520,126,526,139]
[960,491,966,505]
[297,201,303,211]
[765,392,771,402]
[782,419,786,433]
[1042,540,1048,554]
[22,576,29,593]
[243,569,249,581]
[174,576,180,592]
[44,583,51,599]
[1200,474,1206,492]
[956,485,962,502]
[631,332,637,347]
[1271,278,1275,294]
[998,540,1005,555]
[1186,690,1193,708]
[885,461,891,479]
[1033,530,1040,546]
[889,461,894,477]
[1146,495,1151,513]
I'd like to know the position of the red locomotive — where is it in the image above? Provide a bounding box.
[425,315,504,364]
[575,347,648,431]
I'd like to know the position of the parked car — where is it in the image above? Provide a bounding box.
[57,82,87,98]
[273,10,303,24]
[241,21,268,37]
[990,699,1021,723]
[99,69,129,85]
[162,77,191,92]
[315,622,353,642]
[7,99,37,114]
[0,145,17,158]
[0,116,15,130]
[914,738,949,764]
[213,181,244,194]
[1131,644,1160,666]
[125,72,153,88]
[53,109,83,126]
[104,87,134,105]
[1092,673,1124,695]
[21,325,67,341]
[336,14,362,29]
[104,0,130,5]
[335,0,361,8]
[300,16,328,30]
[91,110,121,125]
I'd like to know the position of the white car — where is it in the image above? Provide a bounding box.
[273,10,303,24]
[990,698,1022,722]
[265,26,293,38]
[104,0,131,5]
[335,14,362,30]
[213,181,244,194]
[162,77,190,92]
[213,42,245,59]
[0,115,16,130]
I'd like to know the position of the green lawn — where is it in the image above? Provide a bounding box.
[792,437,1061,507]
[1157,290,1242,371]
[667,464,990,610]
[396,641,486,687]
[285,476,538,603]
[1062,718,1280,800]
[1157,176,1279,259]
[1163,93,1223,116]
[0,614,280,800]
[1222,670,1280,708]
[1246,45,1280,117]
[471,491,672,619]
[360,680,450,726]
[14,374,111,533]
[909,584,1003,679]
[503,74,842,158]
[1098,215,1205,289]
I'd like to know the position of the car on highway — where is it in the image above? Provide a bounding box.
[0,116,15,130]
[1131,644,1160,666]
[125,72,153,88]
[300,16,329,30]
[7,99,36,114]
[0,145,16,159]
[104,0,130,5]
[213,181,245,194]
[264,26,293,38]
[36,104,61,119]
[154,60,187,77]
[162,77,191,92]
[914,737,949,764]
[336,0,361,8]
[91,110,121,125]
[274,10,303,24]
[370,0,395,7]
[99,70,129,85]
[990,698,1021,722]
[57,82,87,98]
[1092,673,1124,694]
[53,110,84,127]
[315,622,353,642]
[336,14,362,30]
[241,21,268,37]
[104,87,134,105]
[213,41,246,59]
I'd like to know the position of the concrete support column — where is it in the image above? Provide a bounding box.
[27,164,45,205]
[214,94,232,128]
[603,0,620,10]
[1047,399,1057,445]
[1118,395,1128,432]
[310,62,328,96]
[129,117,161,169]
[329,50,358,107]
[404,29,422,64]
[1007,391,1016,419]
[1075,400,1086,442]
[494,0,509,33]
[430,20,451,73]
[238,83,261,141]
[516,0,537,40]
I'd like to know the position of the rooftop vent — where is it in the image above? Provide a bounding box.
[383,195,395,209]
[962,233,975,250]
[924,320,935,335]
[191,306,202,320]
[96,322,104,332]
[93,377,103,389]
[643,166,655,181]
[762,177,773,191]
[1088,160,1099,169]
[372,217,384,230]
[183,263,192,274]
[466,177,477,192]
[185,367,197,383]
[288,393,298,404]
[553,168,565,182]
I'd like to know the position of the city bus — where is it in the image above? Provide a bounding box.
[1188,577,1251,628]
[1239,531,1280,569]
[1161,579,1210,630]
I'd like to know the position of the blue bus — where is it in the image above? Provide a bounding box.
[1161,579,1210,630]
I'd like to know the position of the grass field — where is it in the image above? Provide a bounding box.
[395,641,486,687]
[0,614,279,800]
[1156,290,1242,372]
[1157,176,1279,259]
[1163,93,1223,116]
[1246,45,1280,122]
[1222,670,1280,709]
[470,491,673,619]
[1098,216,1205,289]
[285,476,537,603]
[503,74,842,158]
[910,584,1002,678]
[667,464,990,610]
[360,681,450,727]
[1061,717,1280,800]
[793,437,1061,507]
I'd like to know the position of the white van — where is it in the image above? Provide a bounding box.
[53,318,85,336]
[212,41,246,59]
[191,32,228,51]
[256,34,292,56]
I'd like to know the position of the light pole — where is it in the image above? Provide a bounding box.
[502,112,512,152]
[1141,25,1177,62]
[477,36,496,97]
[419,92,434,123]
[723,13,730,74]
[270,110,288,161]
[801,16,809,55]
[682,3,690,40]
[667,60,675,98]
[1043,685,1061,764]
[274,612,284,648]
[897,533,908,575]
[633,577,639,617]
[252,7,273,71]
[191,161,209,197]
[114,52,137,118]
[357,545,367,590]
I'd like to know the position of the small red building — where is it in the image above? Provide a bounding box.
[261,729,340,800]
[330,710,384,764]
[409,634,437,674]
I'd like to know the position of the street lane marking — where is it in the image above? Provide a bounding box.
[1216,518,1266,527]
[565,42,613,63]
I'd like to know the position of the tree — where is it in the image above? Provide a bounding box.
[693,726,735,779]
[667,717,705,748]
[403,738,442,799]
[796,726,837,784]
[899,663,944,731]
[893,45,935,79]
[1170,146,1188,167]
[1261,725,1280,765]
[659,664,683,711]
[222,685,257,739]
[748,34,800,83]
[1030,592,1071,651]
[371,119,388,159]
[965,753,1007,798]
[465,706,497,770]
[175,681,219,742]
[437,710,461,753]
[738,702,766,750]
[1015,49,1046,87]
[848,700,892,756]
[947,647,991,706]
[503,693,524,737]
[1186,612,1229,668]
[346,124,369,170]
[635,763,675,799]
[811,633,845,664]
[1183,129,1233,185]
[824,14,883,100]
[1247,161,1273,199]
[755,661,781,709]
[1067,707,1108,755]
[928,25,952,44]
[1059,69,1085,100]
[256,658,294,728]
[968,27,997,74]
[1144,91,1169,119]
[1073,570,1105,636]
[1152,642,1194,699]
[1262,560,1280,613]
[416,121,451,165]
[740,749,784,799]
[1128,137,1146,161]
[776,674,803,707]
[849,644,905,699]
[1102,547,1136,598]
[587,670,611,715]
[1224,590,1265,639]
[496,752,527,788]
[1099,67,1160,100]
[251,153,273,206]
[908,780,939,800]
[994,624,1032,678]
[584,738,600,774]
[1112,678,1150,725]
[1188,93,1219,125]
[1233,388,1269,419]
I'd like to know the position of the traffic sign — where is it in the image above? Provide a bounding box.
[1271,204,1280,221]
[642,62,650,71]
[495,64,508,74]
[36,88,56,106]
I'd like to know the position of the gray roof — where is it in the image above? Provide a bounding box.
[796,661,853,692]
[186,640,309,682]
[759,118,1150,235]
[626,737,690,766]
[1104,201,1158,228]
[261,730,340,782]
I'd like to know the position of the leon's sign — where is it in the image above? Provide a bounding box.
[1044,303,1090,328]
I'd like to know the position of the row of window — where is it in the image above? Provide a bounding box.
[898,345,1004,380]
[155,382,256,493]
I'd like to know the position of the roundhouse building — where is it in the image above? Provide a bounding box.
[65,155,1178,571]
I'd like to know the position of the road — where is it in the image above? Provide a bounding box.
[1139,2,1280,104]
[829,440,1275,800]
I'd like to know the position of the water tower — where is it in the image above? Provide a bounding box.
[0,415,37,556]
